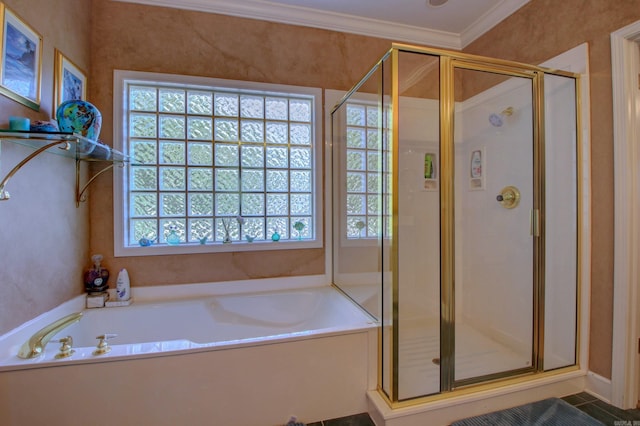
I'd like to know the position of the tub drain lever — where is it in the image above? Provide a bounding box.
[93,333,117,356]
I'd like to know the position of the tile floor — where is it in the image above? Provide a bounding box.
[305,392,640,425]
[562,392,640,425]
[307,412,374,426]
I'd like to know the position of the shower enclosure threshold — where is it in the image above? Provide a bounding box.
[368,367,586,426]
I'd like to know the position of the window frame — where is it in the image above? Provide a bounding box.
[113,70,323,257]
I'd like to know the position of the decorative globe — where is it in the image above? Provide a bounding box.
[56,100,102,141]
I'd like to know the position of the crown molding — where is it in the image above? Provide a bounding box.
[113,0,530,50]
[460,0,531,47]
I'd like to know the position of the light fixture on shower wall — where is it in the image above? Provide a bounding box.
[489,106,514,127]
[427,0,449,7]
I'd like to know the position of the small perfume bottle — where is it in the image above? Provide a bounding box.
[166,224,181,245]
[84,254,109,293]
[293,221,305,240]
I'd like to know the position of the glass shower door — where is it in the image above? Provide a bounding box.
[451,66,537,385]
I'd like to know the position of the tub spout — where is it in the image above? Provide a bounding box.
[17,312,83,359]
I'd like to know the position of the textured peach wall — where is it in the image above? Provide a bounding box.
[463,0,640,380]
[88,0,393,287]
[88,0,635,379]
[0,0,91,334]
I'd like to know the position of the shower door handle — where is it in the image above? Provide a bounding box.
[530,209,540,237]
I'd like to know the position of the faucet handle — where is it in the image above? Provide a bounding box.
[99,333,118,340]
[93,333,117,356]
[52,336,75,359]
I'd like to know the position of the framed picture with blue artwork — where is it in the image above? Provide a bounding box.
[54,48,86,110]
[0,3,42,111]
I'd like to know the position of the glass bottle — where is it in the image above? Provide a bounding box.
[84,254,109,293]
[166,224,181,245]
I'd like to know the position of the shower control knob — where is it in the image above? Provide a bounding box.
[496,186,520,209]
[497,193,514,202]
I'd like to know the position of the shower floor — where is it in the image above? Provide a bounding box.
[397,320,531,399]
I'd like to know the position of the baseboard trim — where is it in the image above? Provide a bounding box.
[585,371,612,404]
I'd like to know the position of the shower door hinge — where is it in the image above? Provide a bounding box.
[530,209,540,237]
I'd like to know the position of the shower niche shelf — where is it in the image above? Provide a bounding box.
[0,130,128,207]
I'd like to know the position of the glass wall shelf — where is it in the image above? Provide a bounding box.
[0,130,129,206]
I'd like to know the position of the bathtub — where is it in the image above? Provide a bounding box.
[0,281,378,426]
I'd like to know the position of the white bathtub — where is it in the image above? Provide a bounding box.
[0,281,378,426]
[0,284,375,368]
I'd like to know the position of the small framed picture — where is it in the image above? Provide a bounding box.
[423,152,438,191]
[0,3,42,111]
[54,48,87,108]
[469,147,485,190]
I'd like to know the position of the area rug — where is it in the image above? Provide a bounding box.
[450,397,604,425]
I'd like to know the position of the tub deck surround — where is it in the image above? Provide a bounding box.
[0,279,376,371]
[0,280,378,425]
[1,330,376,426]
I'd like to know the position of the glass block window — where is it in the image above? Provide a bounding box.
[344,102,389,239]
[114,71,321,254]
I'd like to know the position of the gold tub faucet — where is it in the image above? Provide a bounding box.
[17,312,83,359]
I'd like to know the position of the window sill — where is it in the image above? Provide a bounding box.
[114,239,322,257]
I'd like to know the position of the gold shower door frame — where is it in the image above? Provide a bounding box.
[440,58,541,390]
[382,43,582,405]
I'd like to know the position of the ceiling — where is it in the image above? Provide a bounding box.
[115,0,530,49]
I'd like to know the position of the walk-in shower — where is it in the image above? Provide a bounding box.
[331,43,580,403]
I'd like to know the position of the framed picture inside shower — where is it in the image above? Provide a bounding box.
[54,49,87,109]
[0,3,42,111]
[423,152,438,191]
[469,147,485,190]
